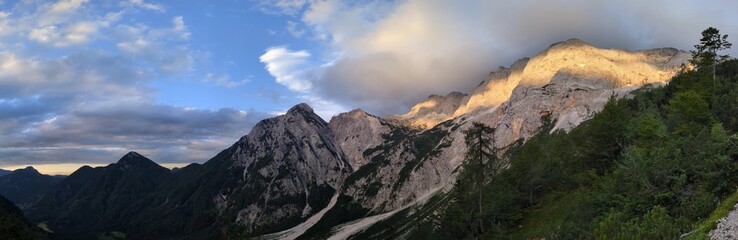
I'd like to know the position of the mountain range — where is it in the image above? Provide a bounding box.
[18,39,697,239]
[0,167,64,208]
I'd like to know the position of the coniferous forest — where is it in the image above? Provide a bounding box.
[411,29,738,239]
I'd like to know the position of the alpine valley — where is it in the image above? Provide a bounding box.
[9,38,738,239]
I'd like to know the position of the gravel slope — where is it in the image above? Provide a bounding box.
[710,203,738,239]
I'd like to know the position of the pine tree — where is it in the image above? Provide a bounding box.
[690,27,732,81]
[462,122,497,237]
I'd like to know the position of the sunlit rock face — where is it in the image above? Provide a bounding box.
[398,38,691,128]
[390,92,468,128]
[347,39,690,214]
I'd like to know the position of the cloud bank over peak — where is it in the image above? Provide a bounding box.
[261,0,738,116]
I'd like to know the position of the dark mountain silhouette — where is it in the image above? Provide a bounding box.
[0,167,64,207]
[0,194,47,240]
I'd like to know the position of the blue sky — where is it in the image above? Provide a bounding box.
[142,0,314,114]
[1,0,737,174]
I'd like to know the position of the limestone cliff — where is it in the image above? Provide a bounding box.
[391,92,468,128]
[398,38,690,128]
[331,39,691,219]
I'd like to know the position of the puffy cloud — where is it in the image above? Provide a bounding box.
[260,46,314,92]
[49,0,88,14]
[262,0,738,116]
[259,46,348,118]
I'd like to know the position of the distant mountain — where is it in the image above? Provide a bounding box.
[27,104,352,239]
[25,152,171,239]
[0,168,11,177]
[0,194,47,240]
[0,167,64,207]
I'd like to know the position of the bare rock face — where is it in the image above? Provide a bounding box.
[453,57,530,118]
[339,39,691,215]
[393,92,468,128]
[399,38,690,129]
[340,123,455,212]
[221,103,352,233]
[329,109,391,170]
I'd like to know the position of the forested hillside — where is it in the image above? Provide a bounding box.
[411,48,738,239]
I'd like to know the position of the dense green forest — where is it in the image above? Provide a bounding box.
[410,31,738,239]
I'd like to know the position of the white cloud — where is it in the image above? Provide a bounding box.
[18,0,123,47]
[0,12,15,37]
[126,0,164,12]
[259,46,348,118]
[28,25,59,44]
[114,16,194,74]
[28,23,100,47]
[258,0,309,15]
[62,21,99,44]
[172,16,190,40]
[260,46,313,92]
[49,0,88,14]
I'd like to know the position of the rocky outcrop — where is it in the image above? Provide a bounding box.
[329,109,391,170]
[223,103,351,232]
[399,38,690,128]
[338,39,691,216]
[393,92,468,128]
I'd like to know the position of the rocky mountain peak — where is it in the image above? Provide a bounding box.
[397,39,690,128]
[214,102,351,234]
[330,108,392,169]
[331,108,374,121]
[393,91,468,128]
[288,103,315,115]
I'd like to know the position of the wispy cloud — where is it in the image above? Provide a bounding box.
[124,0,165,12]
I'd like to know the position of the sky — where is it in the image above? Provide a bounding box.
[1,0,737,175]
